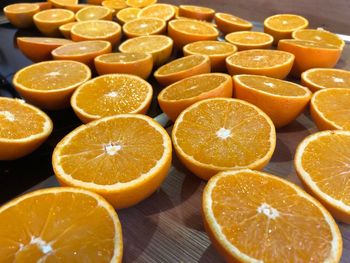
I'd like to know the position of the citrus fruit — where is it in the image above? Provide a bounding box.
[52,114,172,209]
[13,60,91,110]
[52,40,112,68]
[293,28,345,49]
[17,37,73,62]
[35,1,52,10]
[168,19,219,48]
[75,6,113,21]
[310,88,350,130]
[102,0,128,12]
[278,39,342,76]
[87,0,103,5]
[58,21,77,39]
[214,12,253,34]
[119,35,173,66]
[154,54,211,86]
[48,0,77,8]
[94,52,153,79]
[178,5,215,22]
[295,130,350,223]
[116,7,141,24]
[301,68,350,92]
[138,3,176,21]
[233,74,312,128]
[0,97,53,160]
[264,14,309,44]
[158,73,232,122]
[4,3,40,28]
[33,9,75,37]
[202,169,342,263]
[175,16,218,28]
[122,17,166,38]
[172,98,276,180]
[63,4,91,13]
[126,0,156,8]
[225,31,273,51]
[0,187,123,262]
[226,49,294,79]
[183,40,237,72]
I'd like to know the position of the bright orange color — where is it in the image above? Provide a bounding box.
[295,130,350,223]
[102,0,128,12]
[202,169,342,263]
[233,74,312,128]
[13,60,91,110]
[4,3,40,28]
[154,54,211,86]
[178,5,215,22]
[95,52,153,79]
[138,3,176,21]
[0,97,53,160]
[75,6,113,21]
[225,31,273,51]
[71,74,153,123]
[226,49,294,79]
[126,0,157,8]
[116,7,141,24]
[63,4,92,13]
[158,73,232,122]
[172,98,276,180]
[35,1,52,10]
[123,17,166,38]
[293,29,345,49]
[59,22,77,38]
[310,88,350,130]
[52,114,172,209]
[214,13,253,35]
[0,187,123,262]
[48,0,77,8]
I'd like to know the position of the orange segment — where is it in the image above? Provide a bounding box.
[63,4,92,13]
[233,74,312,128]
[202,169,342,263]
[0,97,53,160]
[138,3,176,21]
[172,98,276,180]
[59,21,78,39]
[116,7,141,24]
[75,6,113,21]
[126,0,156,8]
[310,88,350,130]
[0,187,123,262]
[225,31,273,51]
[158,73,232,122]
[295,130,350,223]
[226,49,294,79]
[122,17,166,38]
[17,37,73,62]
[154,54,211,86]
[293,29,345,49]
[178,5,215,22]
[48,0,77,8]
[4,3,40,28]
[102,0,128,12]
[214,12,252,34]
[52,114,172,209]
[13,60,91,110]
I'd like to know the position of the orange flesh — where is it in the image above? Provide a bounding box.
[226,32,272,44]
[175,100,272,167]
[210,172,334,261]
[305,69,350,89]
[120,36,170,52]
[57,118,164,184]
[73,21,119,37]
[139,4,174,20]
[76,7,111,21]
[180,5,214,14]
[102,0,128,10]
[157,55,205,75]
[0,191,116,262]
[117,8,141,22]
[293,29,344,47]
[126,0,157,8]
[124,18,164,35]
[98,52,148,63]
[282,39,340,49]
[35,9,72,21]
[266,15,307,30]
[54,41,109,55]
[60,22,77,30]
[5,3,39,12]
[170,20,217,35]
[217,13,251,26]
[19,37,72,44]
[185,41,236,55]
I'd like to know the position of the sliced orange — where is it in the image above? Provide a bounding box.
[183,40,237,71]
[87,0,103,5]
[214,12,252,35]
[172,98,276,180]
[52,114,172,209]
[116,7,141,24]
[63,4,92,13]
[59,21,78,38]
[71,20,122,47]
[178,5,215,22]
[17,37,73,62]
[310,88,350,130]
[0,187,123,262]
[226,49,294,79]
[278,39,342,77]
[119,35,173,66]
[71,74,153,123]
[13,60,91,110]
[295,130,350,223]
[233,74,312,128]
[4,3,40,28]
[138,3,176,21]
[158,73,232,122]
[0,97,53,160]
[225,31,273,51]
[301,68,350,92]
[102,0,128,12]
[33,9,75,37]
[122,17,166,38]
[293,28,345,49]
[154,54,211,86]
[126,0,156,8]
[35,1,53,11]
[75,6,113,21]
[168,19,219,49]
[264,14,309,44]
[202,169,342,262]
[48,0,77,8]
[175,16,218,28]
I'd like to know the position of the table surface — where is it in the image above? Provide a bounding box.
[1,1,350,262]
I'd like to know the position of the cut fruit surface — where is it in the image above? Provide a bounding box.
[75,6,113,21]
[214,13,253,34]
[0,187,123,262]
[172,98,276,180]
[158,73,232,122]
[0,97,53,160]
[59,22,77,39]
[295,130,350,223]
[233,74,311,128]
[293,29,345,49]
[225,31,273,51]
[116,7,141,24]
[52,114,172,209]
[63,4,91,13]
[126,0,156,8]
[4,3,40,28]
[310,88,350,130]
[48,0,77,8]
[138,3,175,21]
[102,0,128,11]
[178,5,215,22]
[122,17,166,38]
[202,169,342,263]
[71,74,153,123]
